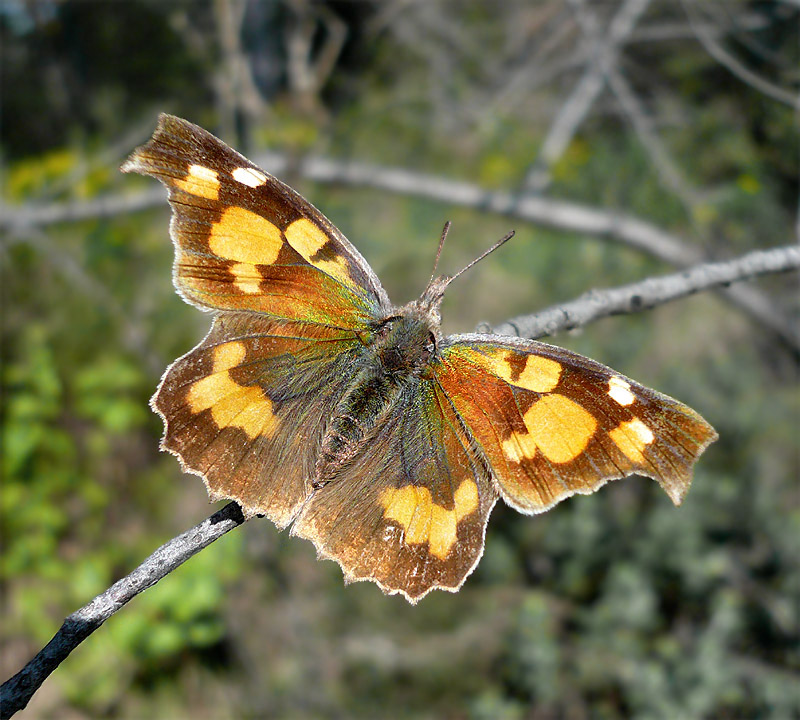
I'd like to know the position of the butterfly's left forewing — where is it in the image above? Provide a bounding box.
[434,335,718,514]
[124,115,393,526]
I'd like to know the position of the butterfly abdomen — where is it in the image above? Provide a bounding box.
[315,311,437,486]
[315,362,405,486]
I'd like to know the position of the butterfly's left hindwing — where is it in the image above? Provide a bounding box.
[435,335,718,514]
[122,114,390,328]
[152,314,366,526]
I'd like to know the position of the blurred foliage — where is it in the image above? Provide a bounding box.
[1,1,798,718]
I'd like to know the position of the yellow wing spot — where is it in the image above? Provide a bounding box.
[472,350,562,393]
[522,394,597,464]
[211,341,247,371]
[209,206,283,264]
[453,479,479,518]
[609,418,654,463]
[502,433,537,463]
[429,505,457,561]
[383,485,418,528]
[405,488,432,545]
[229,262,263,294]
[284,218,352,286]
[175,164,220,200]
[380,479,480,560]
[186,341,277,440]
[608,376,635,406]
[231,167,268,187]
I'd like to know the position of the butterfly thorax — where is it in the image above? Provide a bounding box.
[314,290,444,487]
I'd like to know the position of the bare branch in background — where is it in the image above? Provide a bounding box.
[568,0,705,211]
[522,0,652,193]
[2,152,796,351]
[491,245,800,342]
[286,0,347,116]
[682,0,800,109]
[213,0,267,141]
[2,243,796,718]
[629,11,772,42]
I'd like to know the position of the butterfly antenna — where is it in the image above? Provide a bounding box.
[430,221,452,284]
[447,229,515,285]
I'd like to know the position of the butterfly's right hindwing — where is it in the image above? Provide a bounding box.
[153,314,366,526]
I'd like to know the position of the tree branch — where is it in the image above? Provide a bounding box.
[2,154,796,350]
[2,244,797,717]
[0,159,703,263]
[491,245,800,341]
[569,0,704,210]
[0,503,246,719]
[522,0,652,193]
[682,0,800,109]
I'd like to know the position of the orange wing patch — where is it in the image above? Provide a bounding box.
[208,206,283,264]
[502,393,597,464]
[380,479,480,560]
[470,348,562,393]
[186,341,278,440]
[285,218,354,288]
[609,418,655,463]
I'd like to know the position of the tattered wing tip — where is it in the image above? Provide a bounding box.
[119,114,191,175]
[659,421,719,507]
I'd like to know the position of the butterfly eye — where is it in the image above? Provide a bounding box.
[375,316,399,340]
[426,332,436,354]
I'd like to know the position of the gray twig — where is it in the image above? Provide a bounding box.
[682,0,800,109]
[492,245,800,341]
[0,503,246,719]
[522,0,652,193]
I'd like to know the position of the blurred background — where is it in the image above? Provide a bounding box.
[2,1,798,718]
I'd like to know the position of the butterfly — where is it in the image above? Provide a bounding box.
[122,114,717,603]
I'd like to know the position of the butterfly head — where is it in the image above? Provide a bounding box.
[373,306,440,373]
[371,271,454,372]
[372,226,517,373]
